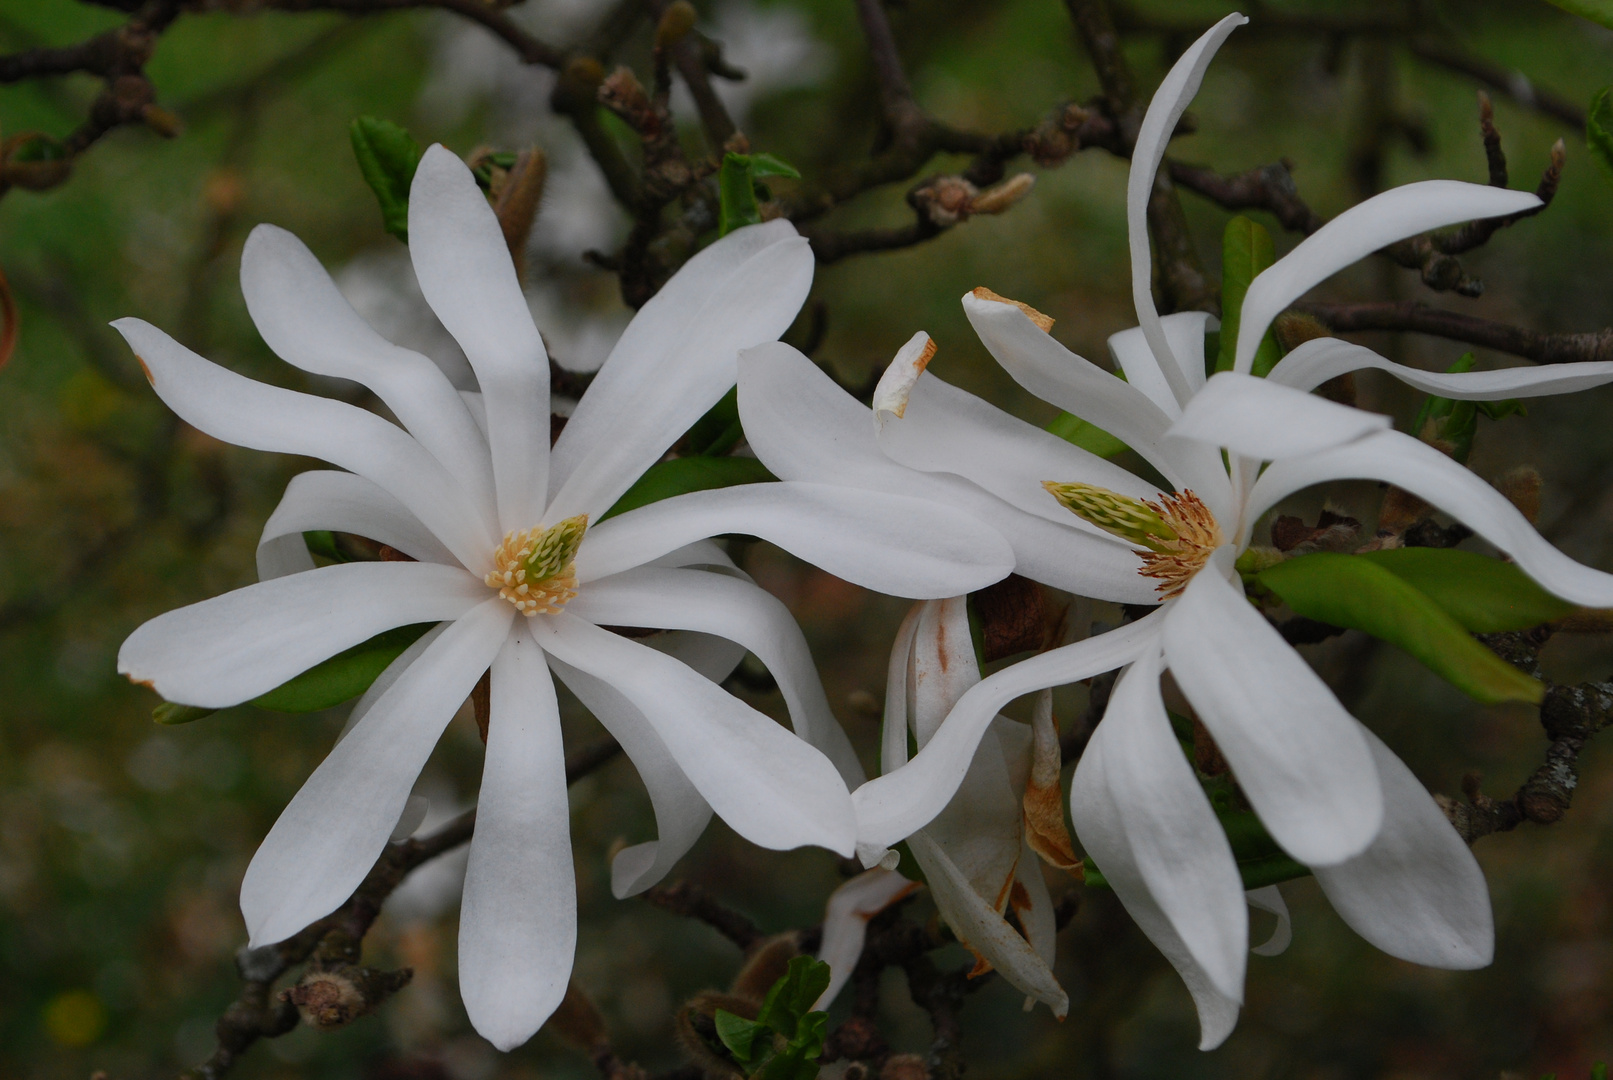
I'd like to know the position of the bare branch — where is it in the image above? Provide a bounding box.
[1297,300,1613,367]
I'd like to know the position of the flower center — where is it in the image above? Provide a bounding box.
[484,514,588,616]
[1042,481,1222,599]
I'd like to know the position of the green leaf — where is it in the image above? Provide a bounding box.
[250,623,436,712]
[153,703,215,726]
[1356,548,1577,633]
[350,117,423,243]
[1047,411,1129,458]
[1408,353,1522,463]
[601,455,775,521]
[714,1010,766,1065]
[755,957,832,1040]
[1545,0,1613,29]
[1590,88,1613,180]
[303,530,344,563]
[1216,215,1282,376]
[719,153,763,236]
[1257,553,1544,705]
[684,387,744,456]
[1593,1064,1608,1080]
[749,152,802,180]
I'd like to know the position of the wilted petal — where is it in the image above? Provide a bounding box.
[1270,335,1613,399]
[1169,372,1390,461]
[1023,690,1080,872]
[241,599,513,946]
[408,146,549,533]
[1245,886,1292,957]
[871,331,937,425]
[1313,724,1493,969]
[118,561,485,708]
[1163,549,1383,866]
[257,470,458,581]
[460,628,575,1050]
[813,868,921,1010]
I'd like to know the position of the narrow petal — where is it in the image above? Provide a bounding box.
[1127,13,1248,404]
[565,565,865,785]
[1245,429,1613,606]
[240,224,495,515]
[118,561,485,708]
[813,868,921,1010]
[908,597,981,747]
[1169,372,1390,461]
[574,481,1015,601]
[1245,886,1293,957]
[546,222,813,522]
[1024,691,1080,871]
[854,612,1163,853]
[1163,549,1383,866]
[1313,724,1493,968]
[549,656,713,898]
[342,623,452,741]
[1107,312,1219,417]
[1071,645,1246,999]
[882,604,922,772]
[1270,335,1613,399]
[408,146,549,532]
[257,470,458,581]
[460,628,575,1050]
[1236,181,1542,373]
[1068,724,1241,1050]
[537,614,856,856]
[241,599,513,946]
[112,318,496,569]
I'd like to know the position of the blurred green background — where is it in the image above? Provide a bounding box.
[3,1,1613,1077]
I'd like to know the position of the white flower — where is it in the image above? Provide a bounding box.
[738,11,1613,1049]
[114,146,1015,1050]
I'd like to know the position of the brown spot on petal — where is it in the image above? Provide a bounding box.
[971,287,1054,332]
[1024,779,1082,875]
[136,355,154,386]
[129,676,154,689]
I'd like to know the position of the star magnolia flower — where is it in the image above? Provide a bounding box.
[738,11,1613,1050]
[113,146,1015,1050]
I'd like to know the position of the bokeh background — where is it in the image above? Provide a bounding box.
[3,1,1613,1077]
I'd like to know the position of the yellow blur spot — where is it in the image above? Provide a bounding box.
[44,989,106,1047]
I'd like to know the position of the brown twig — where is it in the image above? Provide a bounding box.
[641,881,764,953]
[1297,300,1613,366]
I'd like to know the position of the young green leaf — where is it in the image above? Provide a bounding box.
[1356,548,1577,633]
[749,152,802,180]
[1047,411,1129,458]
[714,1009,766,1065]
[600,455,775,521]
[1257,553,1544,705]
[754,956,832,1040]
[719,153,763,236]
[251,622,436,712]
[1216,215,1282,376]
[1408,353,1522,463]
[350,117,423,243]
[1590,88,1613,179]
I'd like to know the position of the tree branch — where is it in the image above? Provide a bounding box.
[1297,300,1613,366]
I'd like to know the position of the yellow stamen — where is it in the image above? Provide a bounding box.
[484,513,588,616]
[1044,481,1221,599]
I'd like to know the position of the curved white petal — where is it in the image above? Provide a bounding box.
[118,561,485,708]
[241,598,513,946]
[853,612,1163,853]
[257,470,458,581]
[1169,371,1391,462]
[881,604,922,774]
[546,222,814,522]
[342,622,452,741]
[408,146,549,533]
[1313,724,1493,969]
[1245,428,1613,606]
[575,482,1015,601]
[813,868,921,1010]
[565,565,864,786]
[460,627,575,1050]
[1071,645,1246,1000]
[240,224,495,516]
[1162,549,1382,866]
[1236,181,1543,373]
[1269,335,1613,399]
[1245,886,1292,957]
[1127,12,1248,405]
[1107,312,1217,417]
[1068,721,1240,1050]
[1013,836,1060,1008]
[549,655,713,898]
[112,318,496,570]
[537,614,855,856]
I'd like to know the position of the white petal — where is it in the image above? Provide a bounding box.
[565,566,865,785]
[1161,311,1217,397]
[881,604,922,772]
[1108,312,1220,419]
[1313,724,1493,969]
[112,318,496,570]
[1163,549,1383,866]
[1269,335,1613,399]
[908,597,980,747]
[241,599,513,945]
[1169,371,1390,461]
[853,613,1163,853]
[1068,723,1241,1050]
[408,146,549,533]
[118,562,485,708]
[1245,428,1613,606]
[575,481,1015,600]
[548,656,713,898]
[872,331,938,427]
[537,614,856,856]
[460,627,575,1050]
[257,470,458,581]
[1245,886,1292,957]
[1071,645,1246,999]
[1013,836,1060,996]
[1127,13,1248,404]
[813,868,921,1011]
[1236,181,1543,373]
[652,630,747,684]
[239,224,495,515]
[546,223,813,522]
